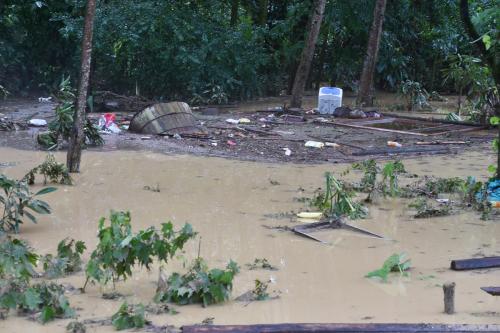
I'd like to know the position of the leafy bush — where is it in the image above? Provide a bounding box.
[84,211,196,290]
[24,154,73,185]
[155,258,239,307]
[111,302,147,331]
[0,237,74,323]
[42,238,86,279]
[38,77,103,149]
[365,253,411,282]
[380,161,406,197]
[399,80,430,111]
[0,174,56,233]
[311,172,366,220]
[0,236,38,282]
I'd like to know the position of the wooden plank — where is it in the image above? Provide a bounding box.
[381,112,482,127]
[480,287,500,296]
[416,141,467,145]
[431,126,487,136]
[323,121,430,137]
[450,256,500,271]
[183,323,500,333]
[352,147,450,156]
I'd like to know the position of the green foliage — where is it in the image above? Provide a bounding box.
[442,54,496,119]
[0,85,9,99]
[0,279,74,323]
[408,198,451,219]
[111,302,147,331]
[252,279,270,301]
[424,177,466,195]
[246,258,278,271]
[399,80,430,111]
[25,154,73,185]
[155,258,239,307]
[38,77,103,149]
[380,161,406,197]
[41,238,86,279]
[84,211,196,289]
[0,236,38,282]
[365,253,411,282]
[0,174,56,233]
[311,172,366,220]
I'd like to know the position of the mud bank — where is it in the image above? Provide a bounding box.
[0,148,499,332]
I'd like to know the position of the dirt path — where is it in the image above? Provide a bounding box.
[0,147,498,332]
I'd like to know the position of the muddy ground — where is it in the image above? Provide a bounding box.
[0,95,499,332]
[0,94,495,164]
[0,148,499,333]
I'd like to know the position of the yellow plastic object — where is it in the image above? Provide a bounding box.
[297,212,323,219]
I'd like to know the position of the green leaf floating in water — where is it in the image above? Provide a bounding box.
[365,253,411,282]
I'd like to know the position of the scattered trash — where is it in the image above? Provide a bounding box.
[98,113,121,134]
[283,148,292,156]
[227,140,236,146]
[226,118,240,125]
[275,130,294,136]
[210,141,218,147]
[173,133,182,139]
[296,212,322,219]
[436,198,450,204]
[238,118,251,124]
[325,142,340,148]
[304,141,324,148]
[140,136,151,140]
[387,141,402,148]
[28,119,47,127]
[38,96,52,103]
[348,109,367,119]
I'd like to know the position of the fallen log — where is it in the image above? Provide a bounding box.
[450,256,500,271]
[480,287,500,296]
[182,323,500,333]
[352,147,450,156]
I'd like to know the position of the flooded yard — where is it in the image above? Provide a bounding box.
[0,147,498,332]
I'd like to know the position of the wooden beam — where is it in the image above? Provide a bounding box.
[352,147,450,156]
[182,323,500,332]
[481,287,500,296]
[323,121,430,136]
[450,256,500,271]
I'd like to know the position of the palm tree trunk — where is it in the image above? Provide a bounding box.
[357,0,387,107]
[67,0,97,173]
[290,0,327,108]
[230,0,239,26]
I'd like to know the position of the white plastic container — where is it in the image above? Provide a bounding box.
[318,87,342,115]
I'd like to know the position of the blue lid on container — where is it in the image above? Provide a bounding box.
[319,87,342,95]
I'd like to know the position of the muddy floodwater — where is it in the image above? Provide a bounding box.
[0,147,499,332]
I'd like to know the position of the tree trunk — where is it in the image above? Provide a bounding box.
[314,28,329,90]
[357,0,387,107]
[230,0,239,26]
[290,0,327,108]
[67,0,97,173]
[257,0,268,26]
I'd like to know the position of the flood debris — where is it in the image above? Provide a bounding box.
[450,256,500,271]
[235,279,280,305]
[408,198,452,218]
[443,282,456,314]
[245,258,278,271]
[129,102,198,135]
[480,287,500,296]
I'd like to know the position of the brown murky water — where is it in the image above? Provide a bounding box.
[0,147,499,332]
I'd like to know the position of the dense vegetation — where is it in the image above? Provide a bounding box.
[0,0,497,104]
